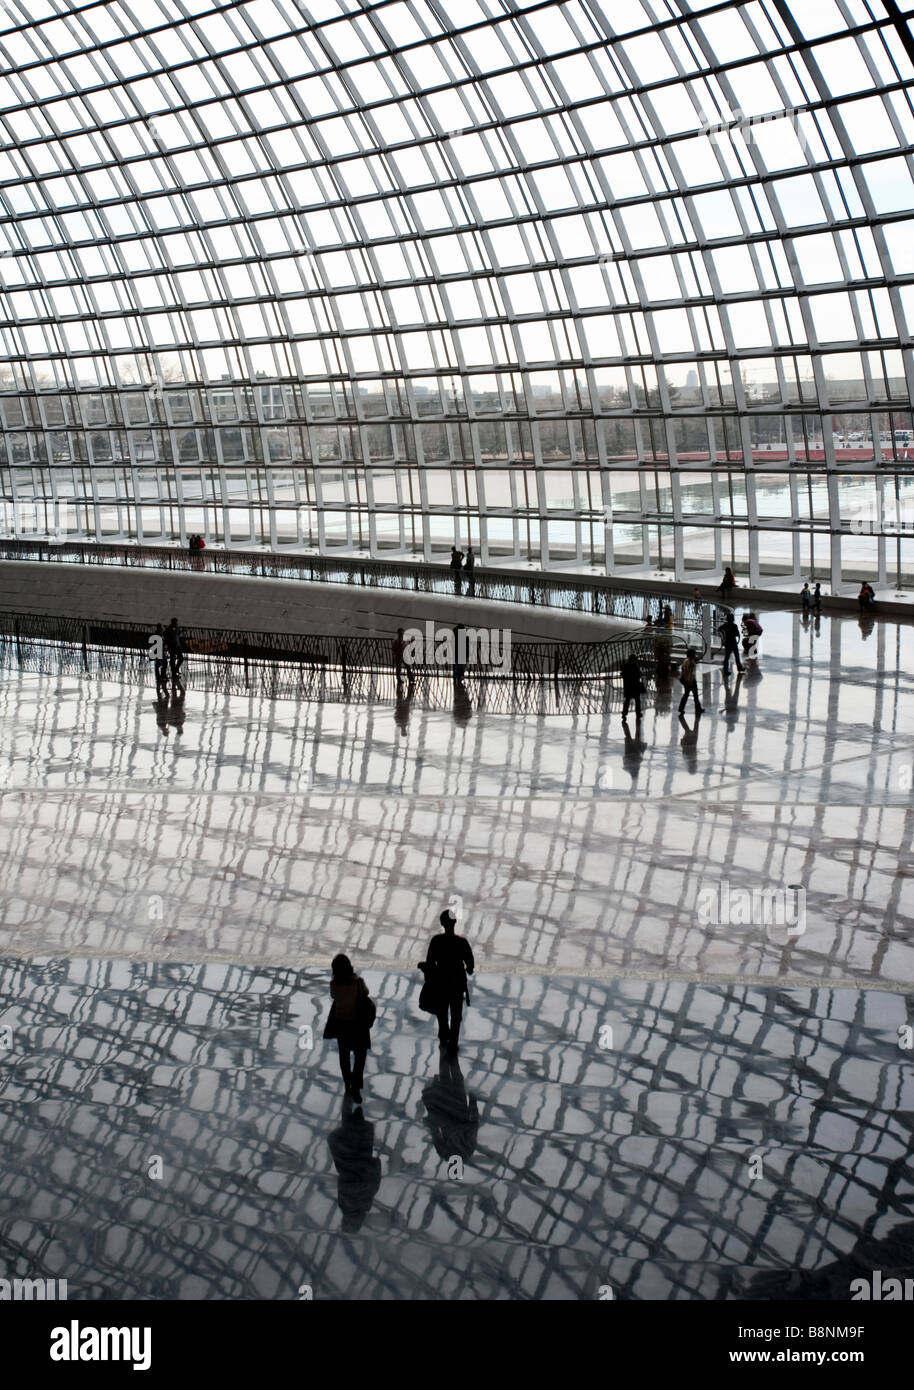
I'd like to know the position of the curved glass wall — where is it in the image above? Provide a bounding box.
[1,0,914,586]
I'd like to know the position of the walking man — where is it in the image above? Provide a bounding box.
[164,616,184,687]
[720,614,743,676]
[620,651,644,722]
[420,909,474,1056]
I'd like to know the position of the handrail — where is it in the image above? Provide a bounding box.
[0,609,657,692]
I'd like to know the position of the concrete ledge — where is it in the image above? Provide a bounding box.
[0,560,638,644]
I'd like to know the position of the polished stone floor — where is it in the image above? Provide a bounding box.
[1,956,911,1300]
[0,605,912,1299]
[0,609,910,987]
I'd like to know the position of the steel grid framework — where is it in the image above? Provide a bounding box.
[1,0,914,586]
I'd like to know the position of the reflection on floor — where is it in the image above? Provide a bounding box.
[0,607,912,1299]
[0,956,911,1301]
[0,611,910,986]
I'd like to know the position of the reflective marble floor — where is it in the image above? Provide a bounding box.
[0,610,910,987]
[0,606,912,1299]
[1,956,911,1301]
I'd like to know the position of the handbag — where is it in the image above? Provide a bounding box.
[356,981,376,1029]
[418,980,438,1013]
[322,1001,338,1040]
[418,961,439,1014]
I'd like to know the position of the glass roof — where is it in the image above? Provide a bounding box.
[1,0,914,581]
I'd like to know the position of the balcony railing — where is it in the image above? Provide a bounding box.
[0,609,659,714]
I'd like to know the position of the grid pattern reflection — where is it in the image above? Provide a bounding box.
[0,956,910,1300]
[0,630,912,984]
[2,2,914,585]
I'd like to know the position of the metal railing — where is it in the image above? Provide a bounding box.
[0,536,710,649]
[0,610,657,713]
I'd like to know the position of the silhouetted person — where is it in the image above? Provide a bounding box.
[718,566,736,597]
[800,582,811,611]
[858,581,876,613]
[678,647,702,715]
[720,614,743,675]
[620,652,644,722]
[813,582,822,613]
[327,1099,382,1234]
[741,612,762,660]
[450,546,463,595]
[323,953,374,1103]
[419,910,474,1056]
[422,1053,479,1164]
[151,622,168,697]
[164,617,184,686]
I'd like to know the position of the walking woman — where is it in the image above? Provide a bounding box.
[323,954,375,1104]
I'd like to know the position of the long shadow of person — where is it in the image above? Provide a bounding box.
[452,680,473,725]
[653,674,673,717]
[327,1096,382,1234]
[621,718,647,787]
[678,712,700,774]
[168,691,185,734]
[741,1214,914,1301]
[422,1053,479,1165]
[394,672,414,736]
[720,671,743,729]
[154,698,170,736]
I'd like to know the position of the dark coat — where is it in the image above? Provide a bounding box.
[422,932,474,1004]
[323,975,373,1050]
[621,657,643,696]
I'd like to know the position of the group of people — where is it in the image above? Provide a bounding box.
[800,582,823,612]
[324,909,473,1104]
[857,581,877,612]
[643,603,674,630]
[187,534,206,551]
[717,611,763,676]
[449,545,476,594]
[625,605,763,724]
[150,616,185,698]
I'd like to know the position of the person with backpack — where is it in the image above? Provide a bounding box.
[678,647,703,715]
[323,953,375,1104]
[419,909,474,1056]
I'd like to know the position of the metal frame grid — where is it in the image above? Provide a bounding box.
[1,0,914,586]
